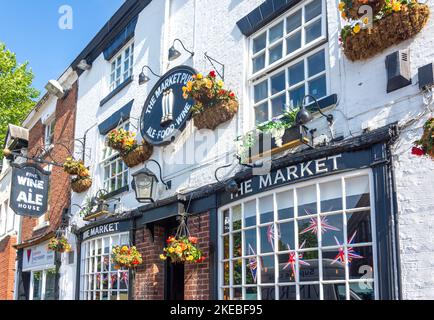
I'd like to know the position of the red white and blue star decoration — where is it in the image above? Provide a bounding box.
[247,244,257,283]
[282,240,310,278]
[110,274,117,288]
[267,224,281,251]
[331,231,363,265]
[299,216,340,236]
[121,271,129,286]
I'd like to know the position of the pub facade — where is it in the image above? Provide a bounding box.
[4,0,434,300]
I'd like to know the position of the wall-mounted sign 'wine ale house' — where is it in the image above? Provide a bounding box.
[10,163,50,217]
[140,65,196,146]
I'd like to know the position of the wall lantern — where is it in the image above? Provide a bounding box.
[296,94,334,126]
[131,160,171,203]
[138,65,161,85]
[168,38,195,61]
[214,162,239,195]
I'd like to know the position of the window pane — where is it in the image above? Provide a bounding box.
[253,54,265,73]
[289,85,305,109]
[32,272,43,300]
[349,282,375,300]
[261,286,275,300]
[321,214,344,247]
[245,287,257,300]
[278,221,294,251]
[279,285,297,300]
[233,232,242,258]
[308,75,326,99]
[305,19,322,43]
[255,102,269,124]
[244,200,256,228]
[260,255,275,284]
[297,185,317,216]
[348,246,374,280]
[346,176,370,209]
[222,288,230,300]
[322,248,346,281]
[347,211,372,244]
[324,283,346,300]
[269,42,283,64]
[287,31,301,55]
[260,226,275,253]
[253,33,266,54]
[271,71,285,95]
[244,229,257,256]
[308,50,325,78]
[254,81,268,103]
[269,21,283,43]
[224,235,229,259]
[271,94,286,118]
[320,180,342,212]
[298,219,318,248]
[278,253,296,282]
[259,195,274,223]
[233,288,243,300]
[287,10,302,33]
[305,0,322,22]
[288,61,305,86]
[245,258,257,284]
[223,210,230,233]
[232,205,242,231]
[300,284,320,300]
[233,260,242,285]
[223,261,230,285]
[277,191,294,220]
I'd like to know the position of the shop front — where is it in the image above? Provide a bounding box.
[18,241,56,300]
[216,124,400,301]
[76,218,134,300]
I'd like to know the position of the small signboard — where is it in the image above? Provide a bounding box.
[10,163,50,217]
[140,65,196,146]
[22,242,55,272]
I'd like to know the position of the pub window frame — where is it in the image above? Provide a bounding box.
[248,0,329,126]
[109,41,134,93]
[218,169,379,300]
[79,232,130,300]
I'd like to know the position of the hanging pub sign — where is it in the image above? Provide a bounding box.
[10,163,50,217]
[140,65,196,146]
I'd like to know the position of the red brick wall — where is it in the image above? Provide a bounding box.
[0,235,17,300]
[134,225,165,300]
[21,82,77,243]
[133,212,211,300]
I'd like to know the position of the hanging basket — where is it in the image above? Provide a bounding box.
[346,0,385,20]
[71,177,92,193]
[413,118,434,158]
[121,142,153,168]
[342,3,430,61]
[193,99,239,131]
[112,245,143,270]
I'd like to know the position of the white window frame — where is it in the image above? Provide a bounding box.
[109,42,134,92]
[79,232,130,300]
[249,0,327,79]
[29,268,56,300]
[218,169,379,300]
[251,45,329,125]
[44,117,56,147]
[100,122,130,194]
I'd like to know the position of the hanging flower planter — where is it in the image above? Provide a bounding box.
[183,70,239,131]
[107,128,153,168]
[111,245,143,270]
[413,118,434,158]
[340,0,386,20]
[63,157,87,176]
[340,2,430,61]
[71,177,92,193]
[160,214,205,264]
[48,236,72,253]
[121,142,153,168]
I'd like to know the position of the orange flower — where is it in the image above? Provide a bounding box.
[188,236,198,244]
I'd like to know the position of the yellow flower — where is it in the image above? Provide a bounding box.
[217,80,224,87]
[204,78,213,89]
[186,256,194,261]
[186,81,193,91]
[160,254,167,260]
[168,247,175,253]
[341,11,346,19]
[392,1,401,12]
[183,92,188,99]
[338,2,345,11]
[197,73,203,80]
[182,86,188,92]
[362,17,369,25]
[353,24,361,34]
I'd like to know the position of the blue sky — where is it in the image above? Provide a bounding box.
[0,0,125,97]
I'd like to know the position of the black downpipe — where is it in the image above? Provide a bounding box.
[387,142,403,300]
[129,218,137,300]
[74,233,82,300]
[54,252,61,300]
